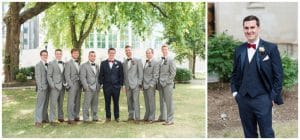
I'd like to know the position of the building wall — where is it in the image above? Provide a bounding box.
[214,2,298,58]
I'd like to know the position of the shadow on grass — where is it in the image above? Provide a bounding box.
[3,84,205,138]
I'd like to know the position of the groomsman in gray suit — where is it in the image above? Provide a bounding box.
[157,45,176,125]
[123,45,143,122]
[47,49,66,125]
[80,51,100,123]
[34,50,50,127]
[142,48,159,123]
[65,48,81,124]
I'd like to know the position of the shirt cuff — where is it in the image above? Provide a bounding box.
[232,92,238,97]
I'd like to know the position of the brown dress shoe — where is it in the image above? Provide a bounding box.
[162,121,174,125]
[68,120,76,124]
[50,122,58,126]
[105,118,111,122]
[58,119,64,122]
[83,121,92,124]
[74,118,80,121]
[35,122,42,127]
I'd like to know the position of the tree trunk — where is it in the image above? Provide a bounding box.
[4,16,22,82]
[192,51,196,79]
[3,2,55,82]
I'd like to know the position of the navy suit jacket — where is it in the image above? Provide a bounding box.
[231,39,284,105]
[99,59,124,89]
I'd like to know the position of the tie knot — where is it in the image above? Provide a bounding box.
[91,63,95,66]
[58,61,63,64]
[247,43,256,49]
[161,57,165,60]
[75,60,79,63]
[45,63,48,66]
[127,58,132,61]
[146,60,150,63]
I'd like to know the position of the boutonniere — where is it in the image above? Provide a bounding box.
[131,60,135,65]
[258,46,265,55]
[116,65,119,68]
[114,61,117,65]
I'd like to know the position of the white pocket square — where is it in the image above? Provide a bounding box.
[263,55,270,61]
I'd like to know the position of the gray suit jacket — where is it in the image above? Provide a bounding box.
[143,59,159,89]
[47,60,65,90]
[80,61,100,92]
[159,57,176,87]
[123,57,143,89]
[64,59,80,88]
[35,61,48,91]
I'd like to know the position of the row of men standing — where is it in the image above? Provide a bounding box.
[34,45,176,127]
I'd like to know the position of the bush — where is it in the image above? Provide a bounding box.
[208,32,242,82]
[14,66,35,80]
[16,72,27,82]
[282,55,298,92]
[175,68,192,82]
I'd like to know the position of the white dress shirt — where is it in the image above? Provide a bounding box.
[247,38,260,63]
[57,60,64,72]
[89,61,96,74]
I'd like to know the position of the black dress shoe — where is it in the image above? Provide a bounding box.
[58,119,64,122]
[42,120,49,123]
[154,119,165,122]
[115,118,120,122]
[74,118,80,121]
[93,119,99,122]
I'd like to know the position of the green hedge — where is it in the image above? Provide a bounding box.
[175,68,192,82]
[282,55,298,92]
[208,32,242,82]
[14,66,35,82]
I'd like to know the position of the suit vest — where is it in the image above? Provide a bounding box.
[239,52,268,97]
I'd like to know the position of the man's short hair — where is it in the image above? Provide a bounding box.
[71,48,79,54]
[161,44,168,49]
[146,48,154,54]
[55,49,62,53]
[108,47,116,53]
[125,45,131,49]
[89,51,95,55]
[243,15,260,27]
[40,50,48,56]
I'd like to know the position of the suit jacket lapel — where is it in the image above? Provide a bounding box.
[256,39,265,71]
[53,61,62,74]
[71,60,79,73]
[240,44,247,72]
[39,61,46,72]
[87,63,95,75]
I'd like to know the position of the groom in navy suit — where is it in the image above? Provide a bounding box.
[231,15,283,138]
[99,48,124,122]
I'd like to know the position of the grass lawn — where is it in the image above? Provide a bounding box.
[2,84,205,138]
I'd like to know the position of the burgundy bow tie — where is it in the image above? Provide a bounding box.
[109,60,114,63]
[247,43,256,49]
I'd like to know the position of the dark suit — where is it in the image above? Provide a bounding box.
[231,39,283,138]
[99,59,124,119]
